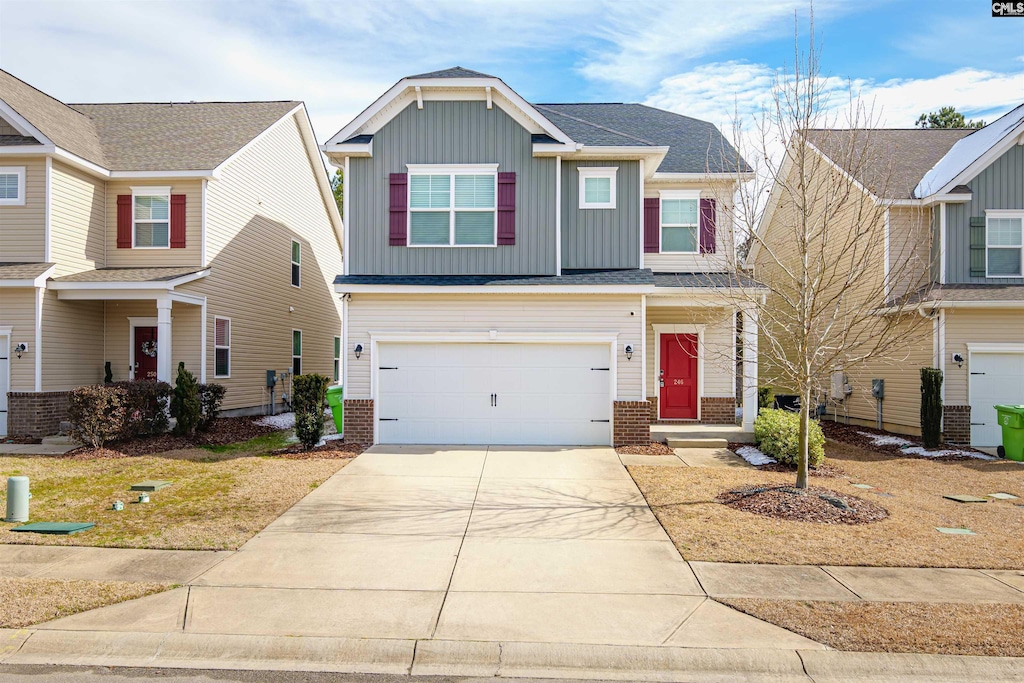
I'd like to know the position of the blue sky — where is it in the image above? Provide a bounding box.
[0,0,1021,142]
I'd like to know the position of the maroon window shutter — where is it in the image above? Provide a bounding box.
[116,195,132,248]
[497,172,516,245]
[170,194,187,248]
[699,198,716,254]
[389,173,408,246]
[643,198,660,253]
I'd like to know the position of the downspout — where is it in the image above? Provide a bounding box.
[555,156,561,276]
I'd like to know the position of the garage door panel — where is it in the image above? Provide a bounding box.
[970,352,1024,447]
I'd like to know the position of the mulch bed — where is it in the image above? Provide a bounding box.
[63,416,280,458]
[275,441,366,459]
[757,461,846,478]
[716,483,889,525]
[821,420,988,461]
[616,442,676,456]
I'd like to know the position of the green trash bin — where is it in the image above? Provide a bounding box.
[994,405,1024,461]
[326,385,344,435]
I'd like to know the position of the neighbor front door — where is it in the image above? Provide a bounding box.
[134,326,158,380]
[660,333,698,419]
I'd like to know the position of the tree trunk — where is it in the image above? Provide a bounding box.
[796,387,811,489]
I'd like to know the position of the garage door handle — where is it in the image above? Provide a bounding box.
[970,372,985,375]
[379,418,398,422]
[971,422,985,426]
[591,419,610,423]
[591,367,610,371]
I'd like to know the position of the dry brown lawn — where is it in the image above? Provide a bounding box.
[0,577,168,628]
[0,436,353,550]
[629,440,1024,568]
[720,598,1024,657]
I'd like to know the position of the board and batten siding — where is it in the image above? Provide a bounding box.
[645,306,735,399]
[944,308,1024,405]
[0,287,37,391]
[945,144,1024,284]
[188,113,343,411]
[345,294,644,400]
[349,100,556,275]
[0,155,46,261]
[104,180,203,268]
[560,160,640,269]
[41,292,104,390]
[50,160,105,277]
[103,300,201,383]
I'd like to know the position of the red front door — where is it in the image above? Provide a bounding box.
[660,334,698,419]
[134,326,158,380]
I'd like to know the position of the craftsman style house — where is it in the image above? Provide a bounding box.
[0,70,343,437]
[323,67,760,446]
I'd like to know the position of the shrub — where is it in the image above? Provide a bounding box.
[67,384,127,448]
[110,380,171,439]
[754,408,825,468]
[198,383,227,432]
[170,362,201,436]
[920,367,943,449]
[757,387,774,411]
[293,373,331,450]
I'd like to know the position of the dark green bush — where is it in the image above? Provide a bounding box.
[67,385,127,448]
[920,367,943,449]
[110,380,170,438]
[170,362,201,436]
[293,373,331,450]
[754,408,825,468]
[198,383,227,431]
[758,387,774,411]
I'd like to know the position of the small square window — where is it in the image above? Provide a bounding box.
[0,167,25,206]
[578,167,617,209]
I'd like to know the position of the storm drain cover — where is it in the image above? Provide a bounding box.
[11,522,95,535]
[943,495,988,503]
[936,527,976,535]
[988,493,1019,500]
[130,481,172,491]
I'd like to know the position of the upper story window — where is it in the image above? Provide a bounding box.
[660,191,700,253]
[578,167,617,209]
[291,240,301,287]
[407,164,497,247]
[132,187,171,248]
[987,211,1023,277]
[0,166,26,206]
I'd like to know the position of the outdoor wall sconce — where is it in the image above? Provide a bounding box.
[624,344,633,361]
[354,344,363,359]
[13,343,27,359]
[952,352,964,369]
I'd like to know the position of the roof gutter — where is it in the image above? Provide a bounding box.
[334,283,656,295]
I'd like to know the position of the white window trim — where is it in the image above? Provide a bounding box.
[658,189,702,254]
[406,163,499,248]
[578,166,617,209]
[985,210,1024,278]
[292,329,302,375]
[130,186,172,250]
[214,316,231,379]
[333,335,341,383]
[0,166,26,206]
[291,239,301,288]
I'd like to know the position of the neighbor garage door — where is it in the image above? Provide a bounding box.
[376,342,612,445]
[970,351,1024,447]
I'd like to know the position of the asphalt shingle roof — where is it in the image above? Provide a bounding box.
[903,283,1024,304]
[0,262,54,280]
[653,272,764,289]
[408,67,495,79]
[0,134,41,146]
[335,269,655,287]
[52,266,208,283]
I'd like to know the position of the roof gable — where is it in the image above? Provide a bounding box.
[407,66,495,79]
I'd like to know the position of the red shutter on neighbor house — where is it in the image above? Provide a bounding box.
[699,198,716,254]
[170,194,186,248]
[497,172,516,245]
[389,173,408,246]
[643,198,660,253]
[116,195,132,248]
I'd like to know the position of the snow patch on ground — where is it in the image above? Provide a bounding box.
[902,446,996,460]
[255,412,295,429]
[857,431,912,447]
[315,432,346,448]
[736,445,777,466]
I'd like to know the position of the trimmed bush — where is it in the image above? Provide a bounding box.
[293,373,331,450]
[111,380,171,439]
[198,383,227,432]
[754,408,825,468]
[920,367,943,449]
[67,385,127,448]
[758,387,774,411]
[170,362,201,436]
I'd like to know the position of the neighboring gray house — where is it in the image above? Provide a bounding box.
[322,67,759,446]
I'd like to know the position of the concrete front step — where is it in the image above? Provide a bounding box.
[40,435,75,446]
[666,437,728,449]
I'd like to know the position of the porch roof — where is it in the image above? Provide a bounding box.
[50,266,207,284]
[48,267,209,303]
[0,262,55,284]
[653,272,765,289]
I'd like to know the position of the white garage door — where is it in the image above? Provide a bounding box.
[377,342,612,445]
[970,352,1024,447]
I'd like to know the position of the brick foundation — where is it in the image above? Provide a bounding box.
[7,391,70,438]
[648,396,659,422]
[614,400,651,446]
[943,405,971,446]
[700,396,736,425]
[343,399,374,444]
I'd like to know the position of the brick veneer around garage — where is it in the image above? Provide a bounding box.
[614,400,651,446]
[943,405,971,445]
[7,391,70,439]
[343,399,374,444]
[700,396,736,425]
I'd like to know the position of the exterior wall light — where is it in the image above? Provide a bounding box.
[952,352,964,369]
[624,344,633,361]
[13,343,27,359]
[354,344,363,359]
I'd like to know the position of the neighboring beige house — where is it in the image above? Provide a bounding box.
[0,70,343,438]
[752,106,1024,448]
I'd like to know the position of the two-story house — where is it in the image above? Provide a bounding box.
[752,104,1024,449]
[0,70,344,438]
[322,67,759,446]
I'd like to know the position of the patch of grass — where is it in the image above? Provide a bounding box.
[719,598,1024,657]
[201,430,293,455]
[0,577,169,628]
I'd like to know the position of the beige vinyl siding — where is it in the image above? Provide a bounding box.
[41,290,104,390]
[643,181,735,273]
[345,294,644,400]
[190,113,343,410]
[0,155,46,261]
[646,306,735,399]
[886,206,932,301]
[944,308,1024,405]
[0,287,37,391]
[50,160,105,277]
[104,180,202,267]
[103,300,201,383]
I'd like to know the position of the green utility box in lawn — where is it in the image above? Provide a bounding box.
[326,385,345,434]
[994,405,1024,461]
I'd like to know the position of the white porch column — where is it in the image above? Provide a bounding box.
[742,305,759,432]
[156,297,173,383]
